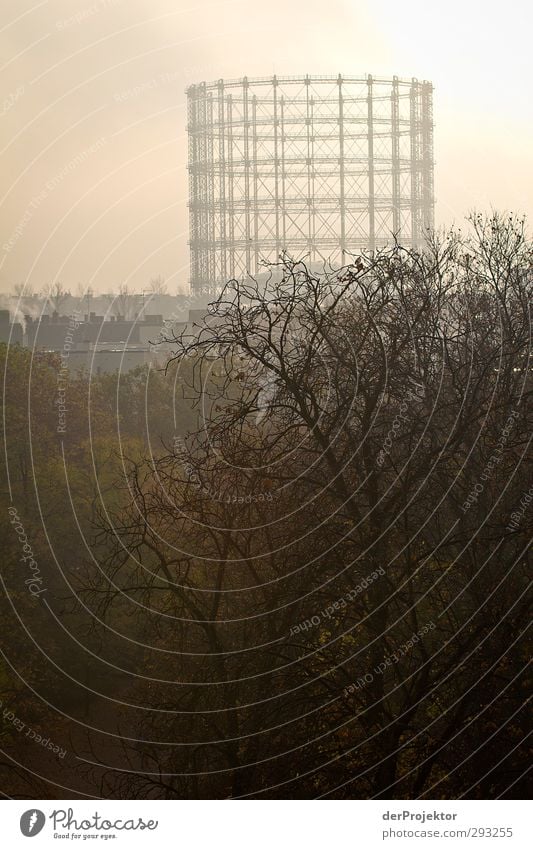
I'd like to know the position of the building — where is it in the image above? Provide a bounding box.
[24,312,165,350]
[187,74,434,293]
[0,310,23,345]
[23,312,167,373]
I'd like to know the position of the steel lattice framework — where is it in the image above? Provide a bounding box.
[187,74,434,293]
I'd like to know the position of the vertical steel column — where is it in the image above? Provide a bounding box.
[192,83,209,292]
[243,77,251,273]
[201,84,209,289]
[391,76,400,237]
[367,74,375,251]
[273,76,280,259]
[226,93,235,280]
[187,86,197,289]
[305,76,313,257]
[280,94,286,249]
[337,74,346,264]
[410,78,420,247]
[252,94,259,270]
[217,80,227,286]
[421,81,434,234]
[206,91,216,287]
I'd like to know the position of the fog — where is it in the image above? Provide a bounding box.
[0,0,531,293]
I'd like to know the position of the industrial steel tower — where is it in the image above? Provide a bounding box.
[187,75,434,293]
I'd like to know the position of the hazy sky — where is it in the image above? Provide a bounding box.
[0,0,531,293]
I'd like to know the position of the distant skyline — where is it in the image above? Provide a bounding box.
[0,0,531,294]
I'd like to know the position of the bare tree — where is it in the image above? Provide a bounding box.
[13,282,34,298]
[89,214,531,799]
[44,281,71,314]
[104,284,134,320]
[148,275,168,295]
